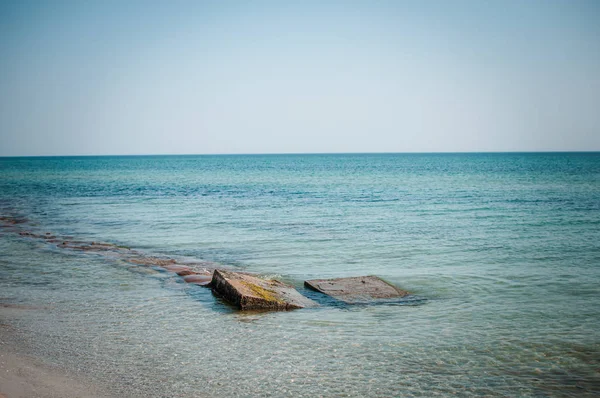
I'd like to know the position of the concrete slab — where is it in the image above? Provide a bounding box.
[211,270,317,310]
[304,275,409,303]
[183,273,213,286]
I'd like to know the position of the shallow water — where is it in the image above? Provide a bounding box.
[1,153,599,396]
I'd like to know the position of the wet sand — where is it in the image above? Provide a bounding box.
[0,352,110,398]
[0,314,110,398]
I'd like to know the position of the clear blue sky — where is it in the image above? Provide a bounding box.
[1,0,599,156]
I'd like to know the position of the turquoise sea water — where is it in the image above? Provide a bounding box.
[1,153,599,396]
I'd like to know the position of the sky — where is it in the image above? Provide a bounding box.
[0,0,599,156]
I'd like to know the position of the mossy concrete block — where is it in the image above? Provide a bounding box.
[211,270,317,310]
[304,275,409,303]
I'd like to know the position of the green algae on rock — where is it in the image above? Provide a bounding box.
[211,270,317,310]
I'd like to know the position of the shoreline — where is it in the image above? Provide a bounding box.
[0,312,111,398]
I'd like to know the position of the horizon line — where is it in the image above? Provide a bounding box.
[1,150,600,158]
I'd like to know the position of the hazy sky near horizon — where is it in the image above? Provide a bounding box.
[1,0,599,156]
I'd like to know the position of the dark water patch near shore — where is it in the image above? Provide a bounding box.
[0,302,52,311]
[0,216,28,226]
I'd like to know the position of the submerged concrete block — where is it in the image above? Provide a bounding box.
[304,275,409,303]
[211,270,317,310]
[183,273,213,286]
[163,264,195,276]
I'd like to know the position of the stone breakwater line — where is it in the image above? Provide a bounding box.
[0,215,216,285]
[1,215,413,311]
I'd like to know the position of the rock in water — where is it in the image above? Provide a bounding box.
[211,270,317,310]
[163,264,194,276]
[304,276,409,303]
[183,274,213,286]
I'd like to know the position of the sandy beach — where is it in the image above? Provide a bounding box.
[0,352,108,398]
[0,311,110,398]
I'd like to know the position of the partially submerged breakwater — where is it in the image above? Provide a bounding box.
[1,215,218,283]
[1,215,414,311]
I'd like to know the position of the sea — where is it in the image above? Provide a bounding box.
[1,153,599,397]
